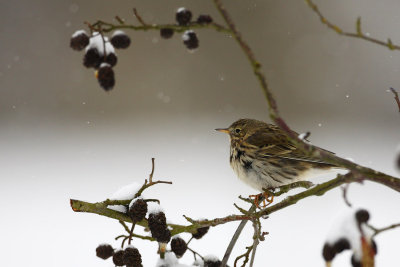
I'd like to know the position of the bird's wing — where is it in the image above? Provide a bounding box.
[245,128,336,165]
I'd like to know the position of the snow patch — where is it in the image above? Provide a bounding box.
[110,182,141,200]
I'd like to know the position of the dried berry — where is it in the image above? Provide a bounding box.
[83,47,102,68]
[182,30,199,50]
[128,198,148,223]
[96,244,114,260]
[322,243,335,262]
[355,209,370,224]
[158,228,171,244]
[196,15,213,24]
[176,7,192,25]
[96,63,115,91]
[372,239,378,255]
[160,28,174,39]
[192,226,209,239]
[123,247,142,267]
[113,250,125,266]
[333,238,350,253]
[70,30,89,51]
[171,237,187,258]
[148,212,170,242]
[105,52,117,67]
[351,254,361,267]
[204,259,222,267]
[111,31,131,49]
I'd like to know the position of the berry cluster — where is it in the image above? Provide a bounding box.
[322,209,377,267]
[159,7,213,50]
[96,244,142,267]
[70,30,131,91]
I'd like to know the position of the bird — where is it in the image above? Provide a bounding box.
[216,118,341,205]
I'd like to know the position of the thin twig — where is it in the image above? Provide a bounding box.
[187,247,204,261]
[119,220,131,233]
[390,87,400,112]
[133,8,147,26]
[305,0,400,51]
[128,223,136,245]
[371,222,400,237]
[341,184,352,207]
[149,158,155,183]
[249,220,260,267]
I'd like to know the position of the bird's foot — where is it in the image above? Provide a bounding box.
[249,191,274,209]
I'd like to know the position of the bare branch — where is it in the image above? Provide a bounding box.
[305,0,400,51]
[341,184,352,207]
[390,87,400,112]
[371,222,400,237]
[132,8,147,26]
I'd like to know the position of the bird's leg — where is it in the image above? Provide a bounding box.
[249,189,275,208]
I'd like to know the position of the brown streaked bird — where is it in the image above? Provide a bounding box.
[216,119,341,201]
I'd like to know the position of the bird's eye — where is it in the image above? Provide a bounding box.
[235,128,241,134]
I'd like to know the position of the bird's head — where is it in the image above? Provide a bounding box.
[216,118,259,140]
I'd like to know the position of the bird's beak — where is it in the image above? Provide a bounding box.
[215,128,230,134]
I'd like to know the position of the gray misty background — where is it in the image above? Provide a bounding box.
[1,0,400,266]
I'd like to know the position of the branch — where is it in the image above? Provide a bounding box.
[87,19,231,34]
[305,0,400,51]
[70,172,373,238]
[370,222,400,237]
[390,87,400,113]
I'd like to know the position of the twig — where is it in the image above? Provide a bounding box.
[133,8,147,26]
[341,184,352,207]
[187,247,204,261]
[390,87,400,112]
[119,220,131,233]
[128,223,135,245]
[249,220,260,267]
[115,16,124,24]
[221,203,256,267]
[149,158,155,183]
[370,222,400,237]
[90,19,231,34]
[305,0,400,51]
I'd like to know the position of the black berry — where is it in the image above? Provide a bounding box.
[197,15,213,24]
[96,244,114,260]
[113,250,125,266]
[160,28,174,39]
[322,243,336,262]
[123,247,142,267]
[355,209,370,224]
[351,254,361,267]
[333,238,350,253]
[192,226,209,239]
[372,239,378,255]
[128,198,148,223]
[204,259,222,267]
[83,48,102,68]
[70,30,89,51]
[176,8,192,25]
[97,64,115,91]
[111,31,131,49]
[158,228,171,244]
[148,212,170,242]
[182,30,199,50]
[105,52,117,67]
[171,237,187,258]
